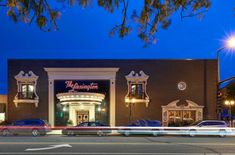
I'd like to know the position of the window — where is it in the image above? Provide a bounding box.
[14,120,25,126]
[161,100,204,126]
[168,110,196,123]
[13,71,39,107]
[130,84,144,99]
[21,84,34,99]
[89,122,97,126]
[201,122,212,126]
[125,71,150,107]
[80,122,88,126]
[210,121,225,126]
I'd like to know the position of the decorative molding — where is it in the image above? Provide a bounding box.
[13,99,39,107]
[161,99,204,126]
[125,70,150,107]
[56,92,105,105]
[177,81,187,91]
[14,71,39,108]
[161,99,204,109]
[15,71,39,82]
[125,70,149,82]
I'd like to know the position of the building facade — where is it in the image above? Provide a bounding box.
[8,59,218,127]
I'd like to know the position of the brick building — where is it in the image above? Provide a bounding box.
[7,59,217,127]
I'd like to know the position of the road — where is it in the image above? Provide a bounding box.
[0,135,235,154]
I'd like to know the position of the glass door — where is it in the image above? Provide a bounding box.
[76,110,89,125]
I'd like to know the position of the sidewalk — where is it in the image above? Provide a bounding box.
[47,130,120,135]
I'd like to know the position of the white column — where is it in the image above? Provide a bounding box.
[110,78,116,127]
[90,105,95,121]
[48,79,54,127]
[161,107,168,126]
[69,105,74,124]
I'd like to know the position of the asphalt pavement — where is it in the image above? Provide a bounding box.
[0,135,235,154]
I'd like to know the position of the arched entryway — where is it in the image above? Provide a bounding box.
[44,68,119,127]
[56,92,105,125]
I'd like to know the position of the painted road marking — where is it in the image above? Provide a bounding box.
[0,153,229,155]
[0,142,234,146]
[25,144,72,151]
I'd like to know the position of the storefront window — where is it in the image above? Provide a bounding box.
[169,110,197,122]
[162,100,204,126]
[175,111,181,121]
[168,110,196,126]
[183,110,196,121]
[168,111,174,123]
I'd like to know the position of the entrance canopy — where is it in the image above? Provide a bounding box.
[56,92,105,105]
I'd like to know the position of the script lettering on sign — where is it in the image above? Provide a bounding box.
[65,81,99,92]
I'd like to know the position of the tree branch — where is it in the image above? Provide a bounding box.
[181,9,208,19]
[29,13,36,25]
[43,0,59,31]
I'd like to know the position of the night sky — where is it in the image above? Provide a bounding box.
[0,0,235,94]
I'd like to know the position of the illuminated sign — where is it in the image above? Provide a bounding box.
[65,81,99,92]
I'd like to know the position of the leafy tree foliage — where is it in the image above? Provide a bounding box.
[0,0,212,46]
[0,0,61,31]
[223,83,235,100]
[221,82,235,117]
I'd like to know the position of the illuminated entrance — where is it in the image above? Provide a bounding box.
[56,92,105,125]
[44,67,119,127]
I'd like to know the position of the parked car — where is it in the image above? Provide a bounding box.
[186,120,230,137]
[0,119,51,136]
[0,121,10,126]
[62,121,111,136]
[118,120,162,136]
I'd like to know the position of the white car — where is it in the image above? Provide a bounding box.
[186,120,230,137]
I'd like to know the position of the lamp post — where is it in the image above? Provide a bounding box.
[224,100,235,127]
[217,47,225,83]
[217,35,235,119]
[125,97,136,123]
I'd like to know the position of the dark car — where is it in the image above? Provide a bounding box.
[0,119,51,136]
[118,120,162,136]
[62,121,111,136]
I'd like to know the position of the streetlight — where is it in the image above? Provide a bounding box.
[226,36,235,49]
[217,34,235,119]
[217,34,235,82]
[224,100,235,127]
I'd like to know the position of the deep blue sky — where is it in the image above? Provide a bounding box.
[0,0,235,94]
